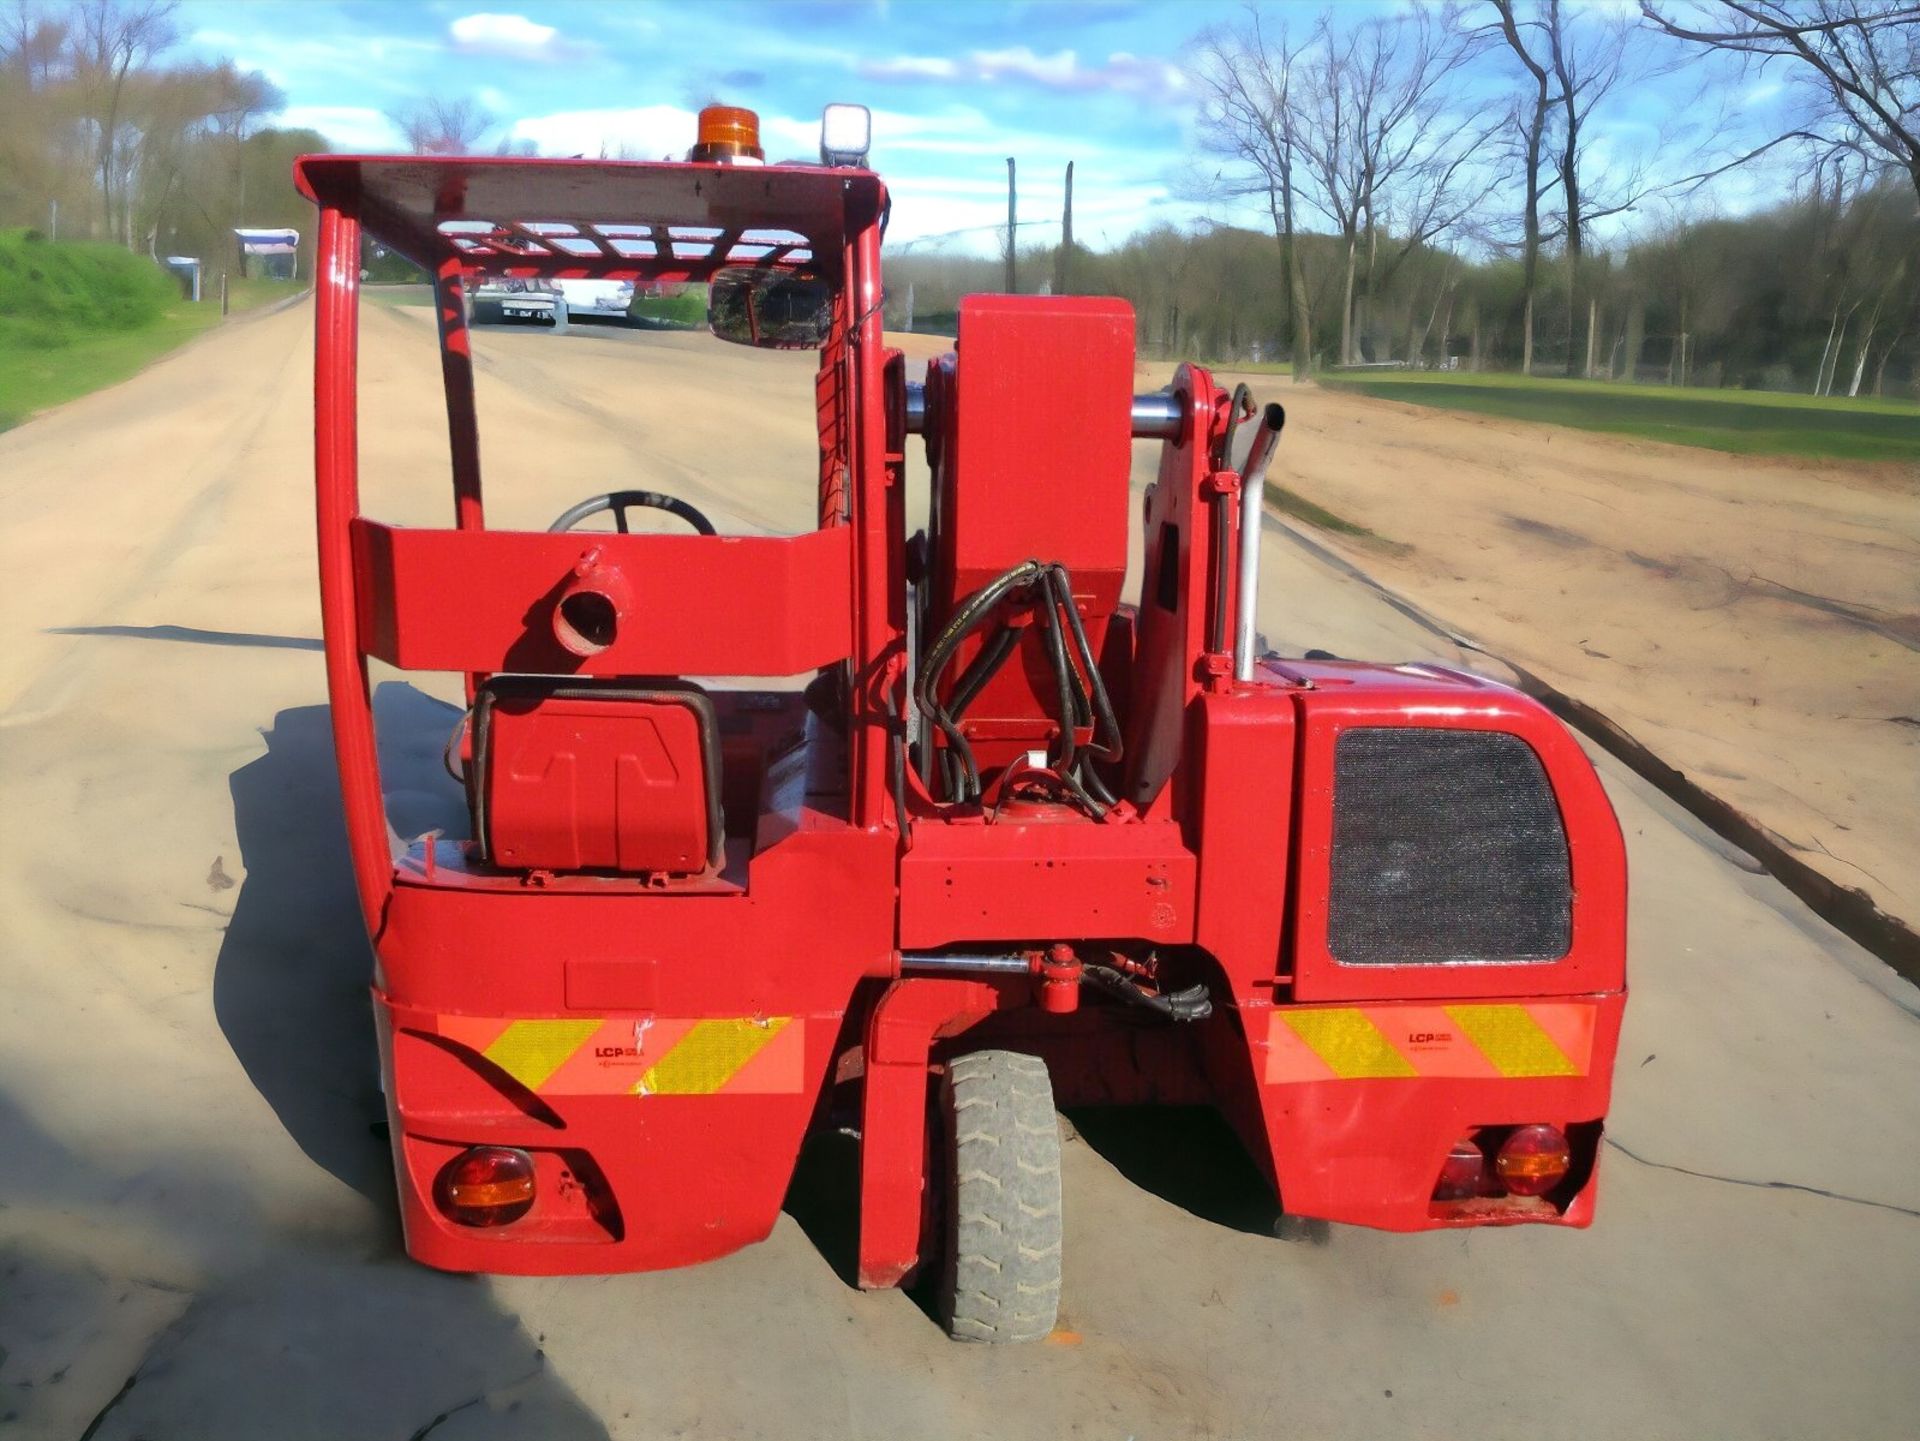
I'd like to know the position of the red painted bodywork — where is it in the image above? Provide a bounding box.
[296,150,1626,1287]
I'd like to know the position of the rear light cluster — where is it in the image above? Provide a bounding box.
[1432,1125,1571,1203]
[436,1146,536,1227]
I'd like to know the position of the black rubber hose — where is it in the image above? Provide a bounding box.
[1047,566,1121,764]
[1081,964,1212,1022]
[884,684,911,842]
[917,560,1056,802]
[948,620,1022,720]
[1035,587,1078,772]
[1208,491,1232,656]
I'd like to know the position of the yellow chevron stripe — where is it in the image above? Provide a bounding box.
[1281,1008,1418,1079]
[1445,1005,1578,1078]
[483,1019,602,1091]
[635,1017,791,1096]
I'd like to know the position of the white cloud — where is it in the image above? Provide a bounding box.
[502,100,1193,255]
[510,103,707,160]
[449,12,578,62]
[860,47,1186,103]
[277,105,407,152]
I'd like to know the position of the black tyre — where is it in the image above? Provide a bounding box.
[937,1049,1063,1343]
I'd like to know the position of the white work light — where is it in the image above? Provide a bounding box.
[820,103,871,167]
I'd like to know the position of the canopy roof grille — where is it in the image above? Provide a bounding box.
[293,155,883,282]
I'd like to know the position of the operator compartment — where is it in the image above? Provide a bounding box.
[306,153,886,898]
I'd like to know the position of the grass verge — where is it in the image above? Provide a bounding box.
[1,231,301,431]
[1265,486,1407,555]
[364,283,434,308]
[1314,369,1920,462]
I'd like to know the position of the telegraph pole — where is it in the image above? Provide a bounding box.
[1004,156,1017,294]
[1006,157,1021,293]
[1054,162,1074,297]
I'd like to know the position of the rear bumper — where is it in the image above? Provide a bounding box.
[376,997,833,1274]
[1244,991,1624,1231]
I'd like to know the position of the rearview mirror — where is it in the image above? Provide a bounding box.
[707,266,834,350]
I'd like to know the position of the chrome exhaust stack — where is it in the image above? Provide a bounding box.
[1233,403,1286,682]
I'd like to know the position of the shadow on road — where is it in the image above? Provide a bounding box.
[0,1087,611,1440]
[44,624,324,651]
[213,682,467,1207]
[214,698,388,1203]
[1067,1105,1283,1238]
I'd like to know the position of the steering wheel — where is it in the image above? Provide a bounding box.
[547,490,717,535]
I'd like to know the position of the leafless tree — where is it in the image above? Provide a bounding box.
[1644,0,1920,205]
[1191,9,1315,376]
[390,96,491,155]
[1491,0,1561,374]
[3,1,68,85]
[69,0,178,244]
[1291,4,1486,365]
[1543,1,1644,376]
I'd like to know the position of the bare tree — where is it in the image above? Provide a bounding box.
[3,1,68,86]
[1644,0,1920,205]
[1191,9,1316,376]
[1292,4,1483,365]
[1544,0,1642,375]
[69,0,178,244]
[390,96,491,155]
[1491,0,1561,374]
[1,2,77,225]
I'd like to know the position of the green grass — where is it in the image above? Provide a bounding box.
[364,282,435,308]
[628,287,705,327]
[0,228,301,430]
[1314,369,1920,462]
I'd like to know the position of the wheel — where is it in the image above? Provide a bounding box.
[936,1049,1063,1343]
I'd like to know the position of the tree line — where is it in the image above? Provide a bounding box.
[889,173,1914,396]
[3,0,1914,397]
[1177,0,1918,392]
[899,1,1916,397]
[1,0,323,275]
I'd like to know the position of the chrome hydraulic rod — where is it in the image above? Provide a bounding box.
[902,384,1184,440]
[900,952,1033,975]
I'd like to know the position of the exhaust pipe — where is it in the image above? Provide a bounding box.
[552,546,631,658]
[1234,403,1286,682]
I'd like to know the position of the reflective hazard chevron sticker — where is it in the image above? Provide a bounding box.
[437,1015,803,1096]
[1266,1003,1595,1083]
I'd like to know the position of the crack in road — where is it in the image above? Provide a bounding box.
[405,1360,549,1441]
[1605,1137,1920,1220]
[75,1371,138,1441]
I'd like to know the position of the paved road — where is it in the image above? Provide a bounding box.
[0,301,1915,1440]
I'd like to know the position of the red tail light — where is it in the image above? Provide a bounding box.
[437,1146,536,1227]
[1495,1125,1571,1197]
[1433,1135,1488,1200]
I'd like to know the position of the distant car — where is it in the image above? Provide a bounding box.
[469,276,567,327]
[555,278,636,320]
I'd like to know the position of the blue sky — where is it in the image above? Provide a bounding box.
[174,0,1794,254]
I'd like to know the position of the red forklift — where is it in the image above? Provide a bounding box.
[296,104,1626,1343]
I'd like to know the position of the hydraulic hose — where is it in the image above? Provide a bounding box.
[1082,964,1213,1022]
[913,558,1125,815]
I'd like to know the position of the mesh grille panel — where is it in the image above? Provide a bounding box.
[1329,728,1571,965]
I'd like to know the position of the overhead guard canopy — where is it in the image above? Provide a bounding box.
[293,154,888,282]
